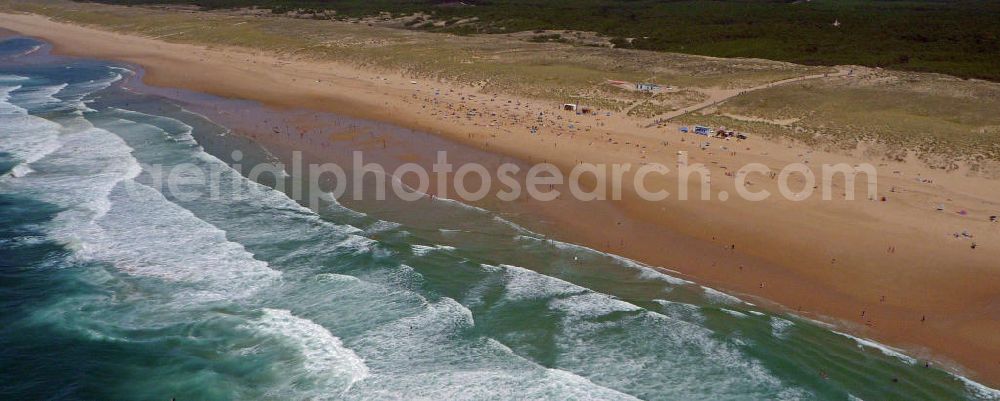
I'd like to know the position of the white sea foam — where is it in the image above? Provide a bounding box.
[94,182,281,299]
[56,72,122,113]
[498,264,583,301]
[652,299,705,323]
[10,82,67,110]
[0,74,29,82]
[108,66,134,76]
[8,121,141,234]
[354,296,472,354]
[251,308,369,393]
[700,286,745,305]
[334,235,378,254]
[350,367,641,401]
[110,107,196,142]
[558,295,804,398]
[8,163,34,177]
[349,295,643,400]
[514,234,693,286]
[312,273,362,285]
[494,264,805,398]
[15,44,42,57]
[491,215,534,234]
[363,220,399,235]
[636,265,695,286]
[720,308,748,318]
[2,108,280,300]
[957,375,1000,400]
[109,107,365,238]
[769,317,795,339]
[434,194,491,213]
[832,330,917,365]
[549,292,642,319]
[479,338,630,400]
[75,73,122,95]
[0,85,62,174]
[325,195,369,218]
[411,243,456,256]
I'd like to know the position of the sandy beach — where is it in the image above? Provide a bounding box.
[2,10,999,387]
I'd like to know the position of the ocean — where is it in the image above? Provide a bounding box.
[1,36,997,401]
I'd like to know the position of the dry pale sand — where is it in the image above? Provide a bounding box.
[2,12,999,386]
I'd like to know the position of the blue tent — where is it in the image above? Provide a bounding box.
[679,126,689,133]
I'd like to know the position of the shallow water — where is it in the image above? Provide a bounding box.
[1,36,998,401]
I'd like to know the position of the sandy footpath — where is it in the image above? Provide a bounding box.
[2,12,999,386]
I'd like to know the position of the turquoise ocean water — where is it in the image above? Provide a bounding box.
[1,36,998,400]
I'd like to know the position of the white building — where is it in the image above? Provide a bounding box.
[636,83,661,92]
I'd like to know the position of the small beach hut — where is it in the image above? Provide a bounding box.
[636,83,661,92]
[563,103,577,111]
[694,125,711,136]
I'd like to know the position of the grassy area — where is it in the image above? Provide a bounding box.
[80,0,1000,83]
[689,69,1000,170]
[627,90,707,118]
[1,0,821,99]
